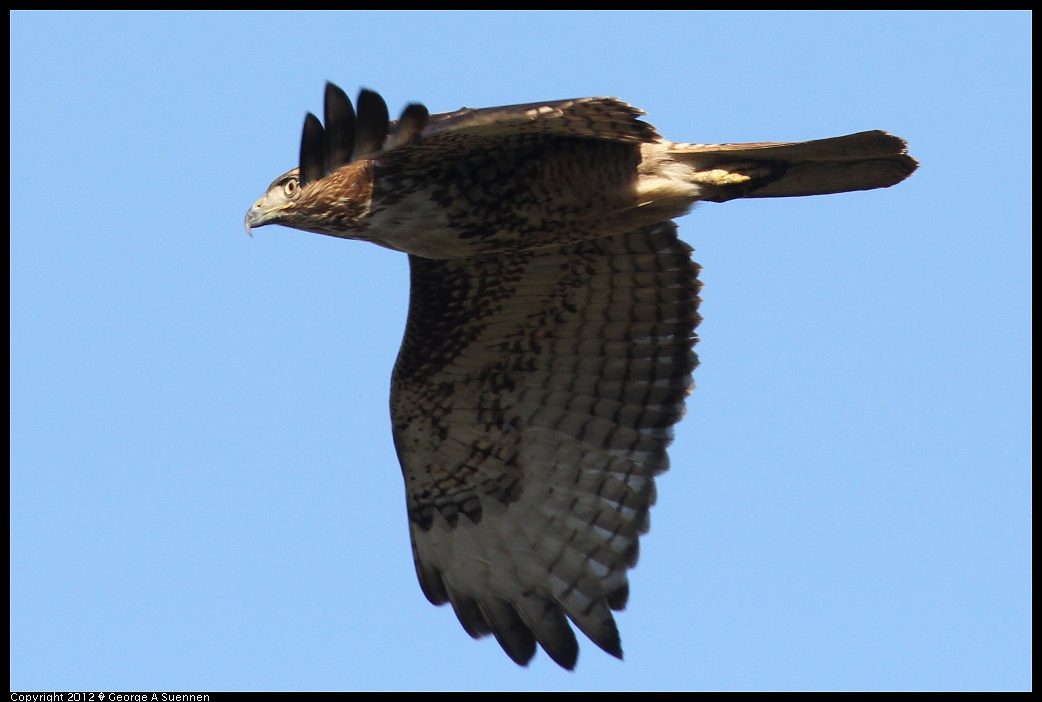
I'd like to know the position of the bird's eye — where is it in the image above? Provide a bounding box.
[283,178,299,197]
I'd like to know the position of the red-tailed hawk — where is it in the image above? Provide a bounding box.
[245,83,917,669]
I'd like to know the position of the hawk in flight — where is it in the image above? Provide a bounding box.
[245,84,917,669]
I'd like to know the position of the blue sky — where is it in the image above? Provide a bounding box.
[10,11,1030,691]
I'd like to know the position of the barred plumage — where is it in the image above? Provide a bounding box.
[245,83,917,669]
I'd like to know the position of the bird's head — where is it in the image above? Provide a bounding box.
[244,167,302,233]
[245,83,427,239]
[244,161,375,238]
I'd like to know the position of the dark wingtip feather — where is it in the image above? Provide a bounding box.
[449,593,493,639]
[391,102,429,148]
[481,601,538,667]
[324,82,356,172]
[606,581,630,610]
[592,622,623,660]
[531,603,580,670]
[544,638,579,671]
[354,88,390,160]
[299,112,326,186]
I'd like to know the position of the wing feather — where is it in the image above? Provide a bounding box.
[375,96,662,172]
[391,221,700,665]
[420,96,660,143]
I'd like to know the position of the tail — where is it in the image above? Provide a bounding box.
[668,130,918,202]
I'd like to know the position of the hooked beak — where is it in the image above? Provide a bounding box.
[244,202,282,236]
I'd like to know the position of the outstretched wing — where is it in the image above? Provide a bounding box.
[382,96,660,155]
[390,221,700,668]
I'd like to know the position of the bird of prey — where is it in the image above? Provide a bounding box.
[245,83,917,669]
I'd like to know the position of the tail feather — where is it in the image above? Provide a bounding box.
[669,130,918,201]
